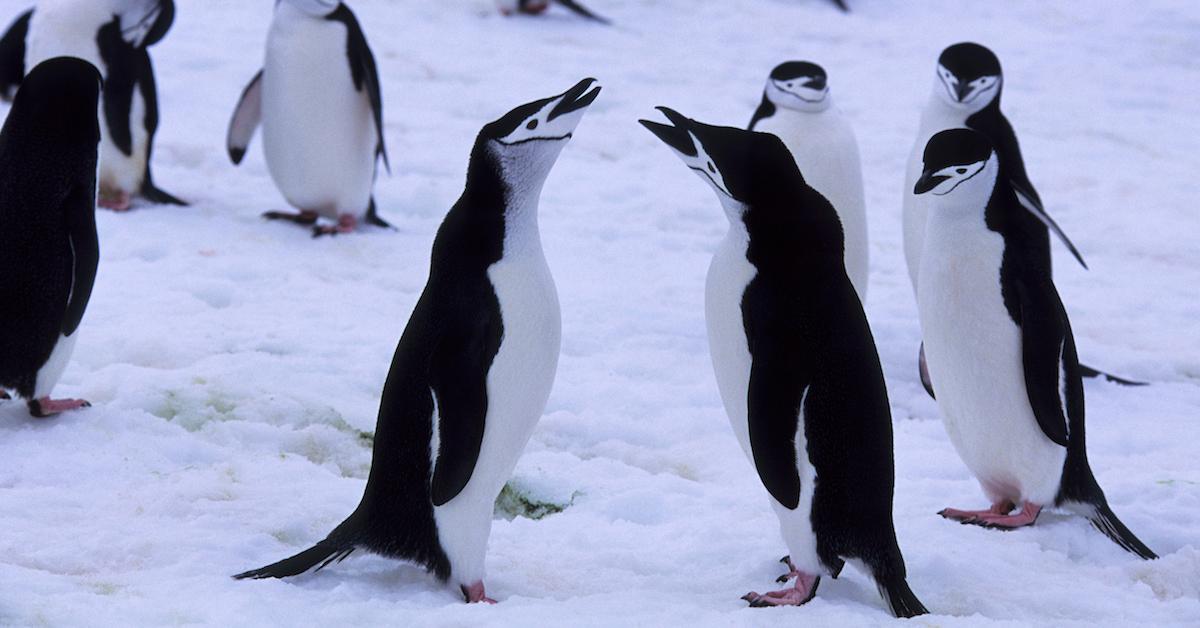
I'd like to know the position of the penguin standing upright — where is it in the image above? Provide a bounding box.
[234,79,601,603]
[227,0,390,237]
[902,42,1142,393]
[0,57,102,418]
[0,0,184,210]
[913,128,1157,560]
[640,108,926,618]
[750,61,868,300]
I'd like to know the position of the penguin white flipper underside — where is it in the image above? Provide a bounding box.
[226,70,262,165]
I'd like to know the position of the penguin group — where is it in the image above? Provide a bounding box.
[0,0,1167,620]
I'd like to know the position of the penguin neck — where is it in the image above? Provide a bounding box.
[465,141,553,253]
[922,84,1002,131]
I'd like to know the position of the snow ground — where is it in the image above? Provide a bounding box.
[1,0,1198,625]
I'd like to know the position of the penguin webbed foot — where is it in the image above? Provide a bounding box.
[27,397,91,418]
[262,210,319,225]
[743,573,821,608]
[311,214,359,238]
[940,501,1041,529]
[460,581,498,604]
[98,190,132,212]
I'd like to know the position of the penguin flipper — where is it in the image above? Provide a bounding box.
[62,182,99,337]
[1012,180,1088,270]
[0,8,32,101]
[554,0,612,24]
[140,176,187,206]
[97,20,138,156]
[875,576,928,618]
[363,197,391,228]
[747,344,807,510]
[1015,279,1073,448]
[1078,363,1148,386]
[233,542,356,580]
[227,70,263,165]
[1086,502,1158,560]
[328,5,388,173]
[829,0,851,12]
[918,342,935,400]
[428,310,504,507]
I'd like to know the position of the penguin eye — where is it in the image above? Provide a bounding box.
[786,82,794,88]
[707,162,716,173]
[526,119,539,130]
[956,168,968,174]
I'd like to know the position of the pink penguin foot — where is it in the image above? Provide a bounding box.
[262,209,319,225]
[742,571,821,608]
[941,501,1041,529]
[312,213,358,238]
[460,581,497,604]
[28,397,91,418]
[98,190,132,212]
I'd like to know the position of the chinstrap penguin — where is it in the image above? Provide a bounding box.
[640,108,927,617]
[227,0,390,237]
[495,0,611,24]
[749,61,868,301]
[1,0,184,211]
[914,128,1157,560]
[903,41,1143,396]
[0,57,102,418]
[233,78,602,603]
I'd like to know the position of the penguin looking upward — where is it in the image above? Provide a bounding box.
[234,79,602,603]
[914,128,1156,560]
[1,0,184,210]
[227,0,389,237]
[903,42,1143,395]
[640,108,927,618]
[0,57,102,418]
[749,61,868,301]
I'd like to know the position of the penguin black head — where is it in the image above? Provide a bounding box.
[116,0,175,47]
[640,107,807,214]
[914,128,996,197]
[935,42,1002,112]
[275,0,340,18]
[4,57,102,144]
[764,61,831,112]
[473,78,601,191]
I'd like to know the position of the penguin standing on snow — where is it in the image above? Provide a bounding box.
[227,0,390,237]
[234,79,601,603]
[902,41,1142,394]
[640,108,926,617]
[914,128,1157,560]
[0,0,184,210]
[749,61,868,301]
[0,57,102,418]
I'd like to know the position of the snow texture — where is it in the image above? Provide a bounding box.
[1,0,1198,625]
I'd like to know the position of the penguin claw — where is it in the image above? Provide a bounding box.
[27,397,91,418]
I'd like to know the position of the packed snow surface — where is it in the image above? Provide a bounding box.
[1,0,1198,625]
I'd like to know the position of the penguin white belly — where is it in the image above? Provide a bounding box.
[434,230,561,586]
[756,112,869,301]
[261,10,375,219]
[33,332,77,399]
[918,218,1065,506]
[705,228,821,573]
[902,105,968,294]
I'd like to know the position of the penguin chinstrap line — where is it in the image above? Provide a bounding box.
[903,42,1144,397]
[227,0,391,237]
[496,0,612,24]
[0,0,184,211]
[233,78,602,603]
[749,60,868,302]
[0,57,102,418]
[914,129,1157,560]
[639,108,927,618]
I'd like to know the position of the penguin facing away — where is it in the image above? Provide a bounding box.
[496,0,612,24]
[233,78,602,603]
[3,0,185,211]
[640,108,927,618]
[0,57,102,418]
[903,42,1143,396]
[227,0,391,237]
[749,61,869,301]
[914,128,1156,560]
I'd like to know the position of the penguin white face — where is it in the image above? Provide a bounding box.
[115,0,171,47]
[764,61,831,113]
[278,0,340,18]
[914,129,997,198]
[934,42,1003,112]
[640,107,734,200]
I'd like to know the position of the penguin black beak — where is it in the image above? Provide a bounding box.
[914,170,949,195]
[954,82,972,102]
[548,78,602,121]
[803,75,827,91]
[638,107,698,157]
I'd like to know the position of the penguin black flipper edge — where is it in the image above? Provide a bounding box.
[747,342,806,510]
[327,5,388,172]
[63,183,100,337]
[0,8,32,100]
[135,47,186,205]
[227,70,263,165]
[1015,279,1071,447]
[97,19,137,157]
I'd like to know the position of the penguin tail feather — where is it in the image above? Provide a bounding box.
[876,576,929,619]
[140,180,189,207]
[232,542,356,580]
[1087,503,1158,560]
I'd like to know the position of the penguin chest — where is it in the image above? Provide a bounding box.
[705,231,757,462]
[261,15,376,216]
[917,219,1065,503]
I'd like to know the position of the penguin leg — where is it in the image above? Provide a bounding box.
[98,189,132,212]
[460,581,498,604]
[262,209,320,225]
[743,572,821,608]
[938,500,1015,523]
[312,214,359,238]
[941,501,1042,529]
[27,397,91,418]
